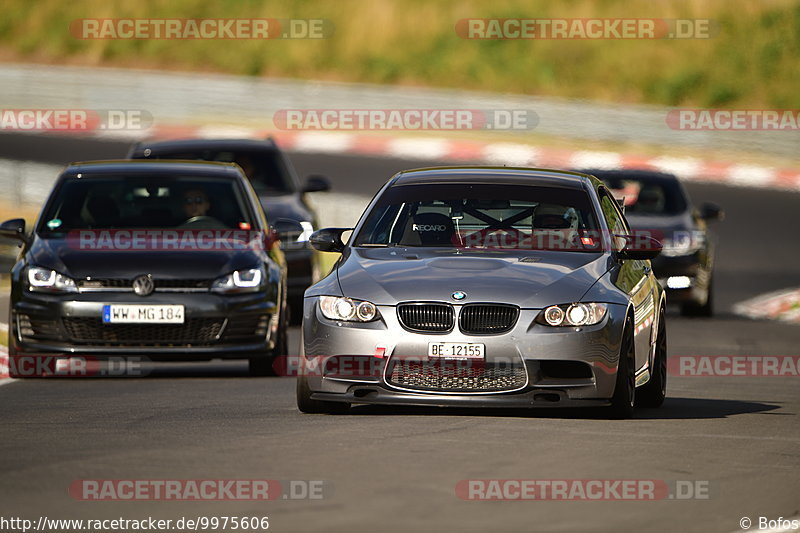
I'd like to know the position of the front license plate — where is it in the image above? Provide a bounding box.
[102,304,185,324]
[428,342,485,359]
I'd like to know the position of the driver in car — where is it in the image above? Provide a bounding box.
[182,188,211,220]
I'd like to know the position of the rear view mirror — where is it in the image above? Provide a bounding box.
[615,235,662,261]
[0,218,26,242]
[309,228,352,253]
[273,218,305,249]
[699,202,724,221]
[302,175,331,193]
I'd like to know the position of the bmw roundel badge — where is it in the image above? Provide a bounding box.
[451,291,467,301]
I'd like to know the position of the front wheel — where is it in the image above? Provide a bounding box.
[636,311,667,408]
[607,318,635,419]
[296,361,349,414]
[248,310,287,377]
[681,277,713,317]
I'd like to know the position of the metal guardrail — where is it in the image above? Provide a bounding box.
[0,63,795,158]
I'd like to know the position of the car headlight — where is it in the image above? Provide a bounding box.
[537,303,607,327]
[660,232,704,257]
[319,296,380,322]
[27,267,77,293]
[211,267,264,294]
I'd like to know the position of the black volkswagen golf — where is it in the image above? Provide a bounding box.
[0,160,289,377]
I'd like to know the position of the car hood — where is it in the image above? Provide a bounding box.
[259,194,312,224]
[335,248,611,308]
[28,236,261,280]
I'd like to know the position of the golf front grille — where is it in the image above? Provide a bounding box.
[387,359,527,392]
[459,304,519,334]
[76,278,211,292]
[62,317,224,346]
[397,303,454,332]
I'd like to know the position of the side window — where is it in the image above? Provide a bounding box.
[599,188,628,251]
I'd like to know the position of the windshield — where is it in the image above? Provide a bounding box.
[149,149,294,194]
[353,183,600,252]
[601,177,688,216]
[38,176,255,234]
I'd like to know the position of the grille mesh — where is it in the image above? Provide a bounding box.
[459,304,519,334]
[222,315,268,341]
[77,279,210,291]
[397,303,454,332]
[62,317,224,346]
[387,359,527,392]
[18,314,62,341]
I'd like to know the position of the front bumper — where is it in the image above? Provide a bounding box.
[10,290,279,360]
[301,297,629,409]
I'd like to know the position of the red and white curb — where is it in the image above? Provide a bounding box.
[734,288,800,325]
[0,321,9,381]
[100,125,800,192]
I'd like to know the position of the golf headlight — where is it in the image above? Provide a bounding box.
[661,233,703,257]
[537,303,607,327]
[319,296,380,322]
[27,267,77,293]
[211,267,264,293]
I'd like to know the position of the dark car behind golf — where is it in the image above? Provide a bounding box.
[126,137,330,321]
[0,160,289,377]
[580,169,723,316]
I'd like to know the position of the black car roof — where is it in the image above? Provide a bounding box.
[129,138,278,156]
[62,159,243,179]
[390,166,595,190]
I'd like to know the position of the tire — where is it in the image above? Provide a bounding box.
[248,355,277,377]
[296,360,350,414]
[680,277,713,317]
[636,310,667,408]
[607,318,635,419]
[288,295,303,326]
[248,307,288,377]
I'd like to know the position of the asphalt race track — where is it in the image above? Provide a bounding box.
[0,133,798,533]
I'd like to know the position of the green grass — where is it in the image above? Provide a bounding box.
[0,0,797,108]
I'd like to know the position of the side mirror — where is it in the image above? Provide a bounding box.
[0,218,26,242]
[272,218,305,249]
[309,228,351,253]
[699,202,724,221]
[616,235,662,261]
[302,175,331,193]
